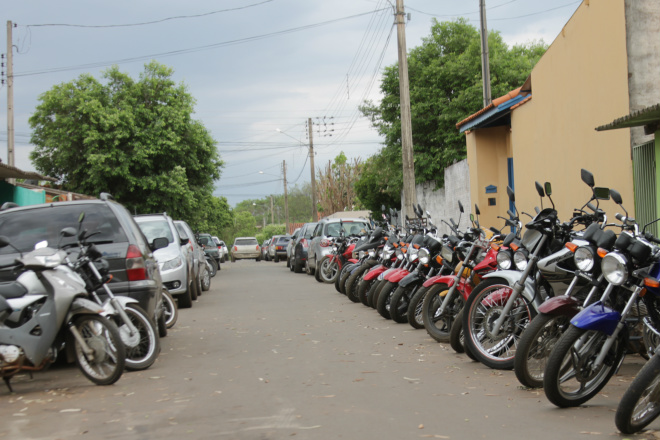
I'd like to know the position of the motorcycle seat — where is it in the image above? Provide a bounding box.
[0,281,28,299]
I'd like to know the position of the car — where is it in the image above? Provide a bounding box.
[212,236,228,262]
[232,237,261,262]
[268,235,291,263]
[290,222,318,273]
[261,239,270,261]
[198,232,221,266]
[134,213,199,309]
[286,228,301,268]
[307,218,370,274]
[174,220,206,300]
[0,194,166,331]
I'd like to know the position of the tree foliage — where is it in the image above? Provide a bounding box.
[357,19,546,212]
[316,152,363,215]
[29,61,226,227]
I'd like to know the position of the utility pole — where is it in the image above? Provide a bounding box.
[283,160,289,234]
[6,21,14,168]
[395,0,416,219]
[308,118,317,222]
[270,195,274,224]
[479,0,492,107]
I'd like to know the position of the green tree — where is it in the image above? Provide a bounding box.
[316,152,363,215]
[29,61,225,223]
[358,19,546,212]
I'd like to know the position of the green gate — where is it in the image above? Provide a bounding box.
[632,140,657,236]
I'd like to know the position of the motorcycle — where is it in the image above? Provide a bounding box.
[0,232,125,392]
[66,221,162,371]
[315,226,359,284]
[543,189,660,408]
[615,348,660,434]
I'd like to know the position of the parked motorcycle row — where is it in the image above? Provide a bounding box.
[287,169,660,435]
[0,210,219,393]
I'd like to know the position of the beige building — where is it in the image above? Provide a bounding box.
[457,0,660,230]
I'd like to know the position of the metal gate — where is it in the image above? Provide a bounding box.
[632,140,657,236]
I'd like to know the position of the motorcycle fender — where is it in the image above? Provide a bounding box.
[570,301,620,335]
[102,296,139,316]
[423,274,456,288]
[364,265,386,281]
[388,270,410,284]
[384,268,406,281]
[67,297,105,319]
[378,268,397,281]
[399,272,423,288]
[481,270,539,308]
[537,295,581,316]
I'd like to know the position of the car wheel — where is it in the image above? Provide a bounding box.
[189,274,198,301]
[231,255,235,263]
[201,264,211,291]
[177,289,192,309]
[274,255,279,263]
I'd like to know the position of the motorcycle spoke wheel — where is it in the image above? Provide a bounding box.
[319,257,339,283]
[407,286,428,329]
[162,288,179,328]
[464,279,534,369]
[514,314,570,388]
[422,284,462,343]
[616,354,660,434]
[119,305,160,371]
[72,315,125,386]
[543,326,624,408]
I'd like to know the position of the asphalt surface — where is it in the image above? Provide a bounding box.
[0,260,655,439]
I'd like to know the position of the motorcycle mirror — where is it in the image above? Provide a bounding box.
[417,204,423,217]
[426,210,431,219]
[0,236,10,248]
[474,204,481,216]
[60,227,77,238]
[581,169,595,188]
[535,206,540,214]
[381,204,386,212]
[470,213,475,222]
[78,212,85,223]
[544,182,552,197]
[610,189,623,205]
[506,186,515,202]
[593,187,610,200]
[458,201,464,213]
[535,181,545,197]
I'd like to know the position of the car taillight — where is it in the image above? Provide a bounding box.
[126,244,147,281]
[301,238,308,248]
[321,239,331,247]
[234,246,238,251]
[256,245,260,250]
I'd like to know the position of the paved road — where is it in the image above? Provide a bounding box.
[0,260,652,439]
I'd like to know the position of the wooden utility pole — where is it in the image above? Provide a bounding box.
[308,118,317,221]
[270,195,274,224]
[395,0,416,219]
[6,21,14,168]
[479,0,492,107]
[283,160,289,234]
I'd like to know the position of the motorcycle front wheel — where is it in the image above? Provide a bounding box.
[72,314,125,386]
[162,288,179,329]
[206,258,218,277]
[448,309,479,361]
[346,265,371,303]
[389,285,414,324]
[318,256,339,284]
[117,305,160,371]
[376,281,398,319]
[514,313,571,388]
[543,325,625,408]
[422,283,463,343]
[615,353,660,434]
[463,278,535,370]
[407,286,428,329]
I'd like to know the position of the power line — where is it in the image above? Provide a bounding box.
[24,1,274,28]
[15,9,389,78]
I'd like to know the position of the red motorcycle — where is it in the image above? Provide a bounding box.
[315,235,358,284]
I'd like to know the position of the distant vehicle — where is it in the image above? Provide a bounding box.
[307,218,370,274]
[269,235,291,263]
[232,237,261,262]
[173,220,206,300]
[212,236,228,263]
[261,239,271,260]
[290,222,318,273]
[286,228,301,268]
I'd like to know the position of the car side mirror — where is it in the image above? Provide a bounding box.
[152,237,169,251]
[180,237,190,246]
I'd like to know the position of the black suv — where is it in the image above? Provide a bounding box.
[0,194,165,330]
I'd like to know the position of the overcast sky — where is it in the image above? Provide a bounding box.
[1,0,582,207]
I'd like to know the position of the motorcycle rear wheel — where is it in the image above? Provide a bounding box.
[206,258,218,277]
[463,278,534,370]
[369,279,388,308]
[376,281,398,319]
[615,353,660,434]
[449,309,479,361]
[72,314,125,386]
[318,256,339,284]
[514,313,570,388]
[346,265,370,303]
[543,325,624,408]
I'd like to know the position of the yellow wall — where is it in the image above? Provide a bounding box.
[467,0,635,225]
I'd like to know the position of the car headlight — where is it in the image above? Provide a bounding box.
[513,250,528,271]
[496,250,512,270]
[418,248,430,264]
[574,246,595,272]
[601,252,628,285]
[161,255,184,271]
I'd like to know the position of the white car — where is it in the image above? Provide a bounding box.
[212,236,228,263]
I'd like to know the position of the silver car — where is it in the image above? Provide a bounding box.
[212,236,228,262]
[307,218,370,273]
[174,220,205,300]
[286,228,301,268]
[135,213,198,309]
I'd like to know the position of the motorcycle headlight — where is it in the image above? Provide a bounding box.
[332,245,338,252]
[368,249,376,258]
[377,249,383,258]
[359,250,366,259]
[574,246,595,272]
[441,246,453,264]
[496,250,512,270]
[513,250,528,271]
[418,248,430,265]
[396,249,404,260]
[409,248,419,260]
[601,252,628,285]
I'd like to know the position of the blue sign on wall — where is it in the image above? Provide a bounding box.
[485,185,497,194]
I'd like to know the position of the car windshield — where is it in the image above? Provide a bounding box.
[303,223,317,238]
[236,238,258,246]
[0,203,127,254]
[325,221,369,237]
[277,237,291,245]
[136,219,175,244]
[198,235,214,246]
